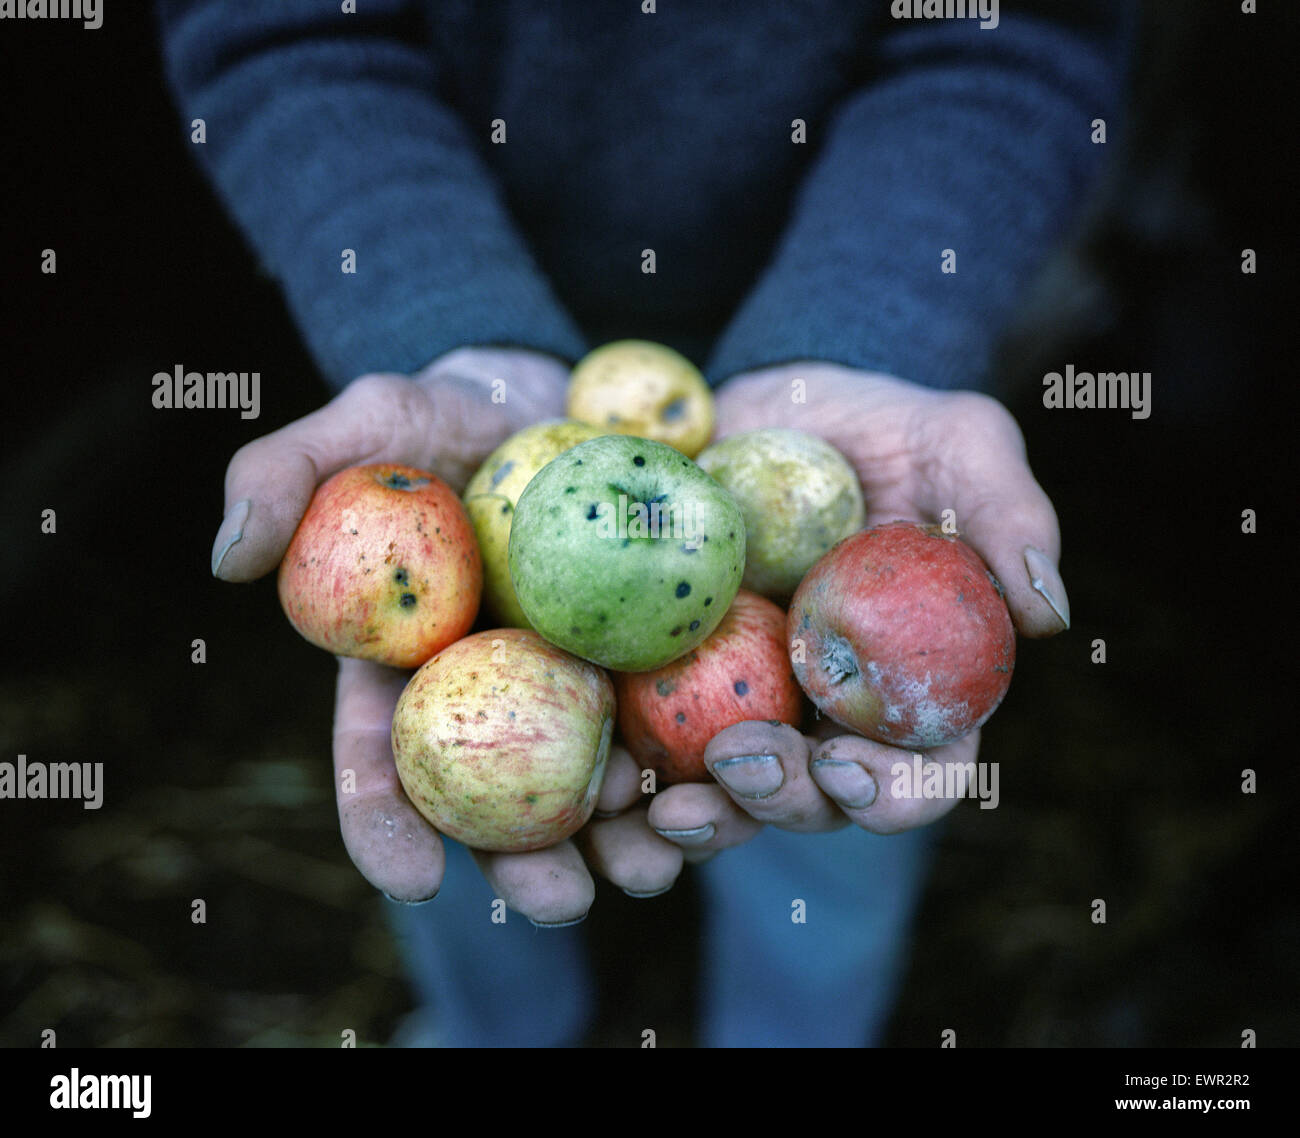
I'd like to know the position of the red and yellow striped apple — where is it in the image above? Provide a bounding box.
[391,628,615,852]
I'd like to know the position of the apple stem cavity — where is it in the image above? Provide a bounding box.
[820,633,860,686]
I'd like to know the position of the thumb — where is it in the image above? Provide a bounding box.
[951,466,1069,639]
[211,373,435,581]
[922,397,1070,639]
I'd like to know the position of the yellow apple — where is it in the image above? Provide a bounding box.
[462,419,605,627]
[566,340,714,457]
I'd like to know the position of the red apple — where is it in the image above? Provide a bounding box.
[789,521,1014,749]
[278,464,481,669]
[391,628,615,852]
[614,589,803,784]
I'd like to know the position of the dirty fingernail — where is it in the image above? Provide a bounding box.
[710,754,783,799]
[1024,545,1070,630]
[810,758,878,809]
[653,823,715,847]
[212,499,251,577]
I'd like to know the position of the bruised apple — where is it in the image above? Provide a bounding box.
[789,522,1015,749]
[614,590,802,784]
[567,340,714,458]
[695,428,865,602]
[391,628,615,852]
[278,464,481,669]
[462,419,604,628]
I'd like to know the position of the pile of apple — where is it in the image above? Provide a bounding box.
[277,342,1015,854]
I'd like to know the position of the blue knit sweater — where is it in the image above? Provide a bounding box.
[156,0,1129,393]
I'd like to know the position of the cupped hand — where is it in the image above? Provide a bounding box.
[211,346,683,922]
[650,361,1070,857]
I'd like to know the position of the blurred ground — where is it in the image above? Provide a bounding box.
[0,3,1293,1047]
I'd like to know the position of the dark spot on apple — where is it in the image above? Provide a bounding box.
[598,613,607,622]
[399,593,417,608]
[500,503,510,515]
[656,679,676,697]
[571,626,581,634]
[394,568,409,585]
[385,473,411,489]
[586,504,599,520]
[526,794,538,804]
[670,626,683,637]
[676,581,691,597]
[565,486,576,494]
[489,460,515,488]
[633,455,645,466]
[735,680,749,696]
[689,620,700,631]
[575,459,583,465]
[728,531,735,538]
[704,597,713,606]
[508,711,516,719]
[661,397,686,422]
[675,712,686,723]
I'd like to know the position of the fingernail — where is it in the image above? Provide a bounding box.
[211,499,251,577]
[528,913,589,929]
[382,891,438,907]
[810,759,878,809]
[652,823,715,847]
[1024,546,1070,630]
[710,754,783,799]
[622,885,673,899]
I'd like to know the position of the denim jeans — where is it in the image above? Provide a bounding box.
[384,821,937,1047]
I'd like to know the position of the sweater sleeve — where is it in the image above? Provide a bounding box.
[155,0,587,391]
[705,1,1133,393]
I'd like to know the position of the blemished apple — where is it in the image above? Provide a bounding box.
[463,419,605,628]
[567,340,715,458]
[614,590,803,784]
[789,521,1015,749]
[390,628,615,853]
[277,463,481,669]
[508,434,746,672]
[695,428,866,602]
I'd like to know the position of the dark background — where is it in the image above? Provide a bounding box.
[0,3,1293,1048]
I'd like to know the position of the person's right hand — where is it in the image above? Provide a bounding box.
[210,347,685,924]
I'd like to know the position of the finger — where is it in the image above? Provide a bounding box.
[808,730,982,835]
[575,807,684,897]
[920,394,1069,638]
[333,656,445,902]
[647,781,764,859]
[213,373,437,581]
[470,839,596,927]
[702,721,849,833]
[593,744,645,816]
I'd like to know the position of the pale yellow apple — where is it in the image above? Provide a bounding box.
[462,419,604,627]
[566,340,714,457]
[696,428,866,602]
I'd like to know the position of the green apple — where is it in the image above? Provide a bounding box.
[695,428,865,602]
[508,435,746,671]
[463,419,605,627]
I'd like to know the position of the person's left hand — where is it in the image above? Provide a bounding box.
[646,361,1072,859]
